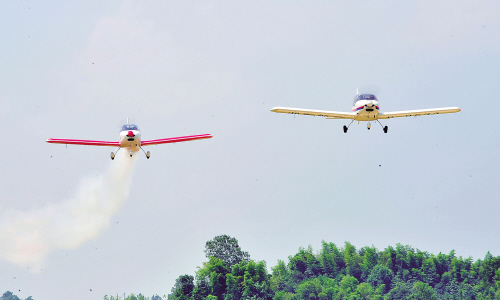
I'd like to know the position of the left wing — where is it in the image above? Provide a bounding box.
[141,134,213,146]
[271,107,356,119]
[46,138,120,147]
[379,107,461,119]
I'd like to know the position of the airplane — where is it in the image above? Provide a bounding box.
[271,90,461,133]
[46,122,213,160]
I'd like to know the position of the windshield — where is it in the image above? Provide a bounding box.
[121,124,139,131]
[353,94,377,105]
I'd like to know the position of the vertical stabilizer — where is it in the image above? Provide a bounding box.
[356,88,359,95]
[127,118,129,124]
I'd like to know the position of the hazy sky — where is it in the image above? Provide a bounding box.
[1,1,500,299]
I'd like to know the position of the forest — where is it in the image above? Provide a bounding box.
[2,235,500,300]
[165,235,500,300]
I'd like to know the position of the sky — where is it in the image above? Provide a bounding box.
[1,1,500,299]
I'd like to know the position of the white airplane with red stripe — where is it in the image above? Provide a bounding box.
[271,90,461,133]
[47,123,213,160]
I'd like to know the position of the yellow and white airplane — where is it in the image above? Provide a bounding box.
[271,91,461,133]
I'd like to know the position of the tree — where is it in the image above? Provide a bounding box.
[271,260,293,293]
[125,294,138,300]
[205,235,250,269]
[366,265,393,293]
[384,282,412,300]
[193,257,230,300]
[0,292,20,300]
[171,275,195,300]
[407,281,437,300]
[479,255,500,284]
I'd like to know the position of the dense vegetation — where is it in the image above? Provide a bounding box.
[167,235,500,300]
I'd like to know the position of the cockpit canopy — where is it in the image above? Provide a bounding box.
[353,94,377,105]
[121,124,139,132]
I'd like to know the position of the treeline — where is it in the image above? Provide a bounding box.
[167,235,500,300]
[104,294,163,300]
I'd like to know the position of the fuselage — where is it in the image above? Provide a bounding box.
[352,94,380,121]
[119,124,142,153]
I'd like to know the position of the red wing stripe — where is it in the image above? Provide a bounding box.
[46,139,120,147]
[141,134,213,146]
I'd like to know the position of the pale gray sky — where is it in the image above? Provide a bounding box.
[1,1,500,299]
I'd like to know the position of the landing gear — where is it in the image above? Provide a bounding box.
[343,120,354,133]
[110,147,120,160]
[140,146,150,159]
[129,150,133,157]
[376,120,388,133]
[367,122,372,130]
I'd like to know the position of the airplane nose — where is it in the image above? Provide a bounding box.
[127,131,135,137]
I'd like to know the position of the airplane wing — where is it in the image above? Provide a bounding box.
[141,134,213,146]
[378,107,461,119]
[271,107,356,119]
[46,138,120,147]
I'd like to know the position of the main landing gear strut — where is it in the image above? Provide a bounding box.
[343,120,388,133]
[376,120,388,133]
[110,147,120,160]
[110,147,151,160]
[140,147,150,159]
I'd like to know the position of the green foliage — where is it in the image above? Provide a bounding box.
[103,236,500,300]
[366,265,392,293]
[0,291,34,300]
[407,281,437,300]
[480,255,500,284]
[1,291,21,300]
[194,257,230,300]
[205,235,250,269]
[171,275,195,300]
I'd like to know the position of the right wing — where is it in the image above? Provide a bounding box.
[271,107,356,119]
[46,138,120,147]
[378,107,461,119]
[141,134,213,146]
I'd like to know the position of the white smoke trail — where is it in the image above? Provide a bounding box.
[0,150,137,272]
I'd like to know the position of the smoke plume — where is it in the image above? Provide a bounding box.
[0,151,137,272]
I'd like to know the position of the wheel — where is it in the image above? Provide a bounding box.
[383,126,388,133]
[343,125,348,133]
